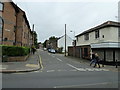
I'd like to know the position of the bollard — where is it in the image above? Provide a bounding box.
[115,60,117,68]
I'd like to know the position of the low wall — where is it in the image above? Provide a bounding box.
[7,55,29,62]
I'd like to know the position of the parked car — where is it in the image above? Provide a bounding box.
[50,49,56,54]
[48,49,56,54]
[43,48,47,51]
[48,49,51,52]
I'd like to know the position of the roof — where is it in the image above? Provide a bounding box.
[10,2,19,13]
[76,21,120,37]
[11,1,31,29]
[58,34,73,40]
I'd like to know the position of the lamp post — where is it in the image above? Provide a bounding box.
[70,30,75,40]
[115,16,118,22]
[70,30,76,57]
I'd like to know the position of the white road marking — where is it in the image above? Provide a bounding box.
[47,70,55,72]
[85,68,95,71]
[70,69,77,72]
[67,63,80,71]
[57,58,62,62]
[77,68,86,71]
[101,69,109,71]
[54,82,110,88]
[67,63,109,72]
[0,65,6,69]
[58,70,67,72]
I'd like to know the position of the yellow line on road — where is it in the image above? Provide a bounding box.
[39,55,43,70]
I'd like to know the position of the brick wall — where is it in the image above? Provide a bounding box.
[2,2,16,46]
[1,2,32,47]
[15,9,23,46]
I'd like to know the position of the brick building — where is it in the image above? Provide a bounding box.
[0,1,34,47]
[0,1,17,45]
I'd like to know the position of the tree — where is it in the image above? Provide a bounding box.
[49,36,56,40]
[43,40,47,48]
[31,31,38,48]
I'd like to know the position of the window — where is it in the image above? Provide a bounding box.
[95,30,99,39]
[4,38,8,41]
[76,37,78,41]
[84,33,89,40]
[84,48,88,57]
[119,28,120,38]
[0,2,3,11]
[14,26,17,32]
[102,35,104,38]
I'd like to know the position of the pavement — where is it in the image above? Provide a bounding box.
[0,50,41,73]
[66,56,119,72]
[0,49,119,73]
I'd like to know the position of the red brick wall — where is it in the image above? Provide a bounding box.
[2,2,16,46]
[15,9,24,46]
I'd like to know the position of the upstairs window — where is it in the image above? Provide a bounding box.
[119,28,120,38]
[0,2,3,11]
[76,37,78,41]
[84,33,89,40]
[95,30,99,39]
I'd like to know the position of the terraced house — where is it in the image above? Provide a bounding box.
[68,21,120,63]
[0,0,33,47]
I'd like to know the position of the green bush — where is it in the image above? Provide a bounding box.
[0,45,30,56]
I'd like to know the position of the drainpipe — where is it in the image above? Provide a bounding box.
[1,17,4,45]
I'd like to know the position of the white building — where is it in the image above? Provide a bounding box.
[75,21,120,62]
[58,35,73,52]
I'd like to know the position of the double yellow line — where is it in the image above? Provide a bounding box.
[38,55,43,70]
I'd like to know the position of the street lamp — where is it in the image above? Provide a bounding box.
[115,16,118,22]
[70,30,75,40]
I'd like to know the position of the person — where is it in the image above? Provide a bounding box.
[90,52,96,66]
[31,46,36,54]
[93,53,100,68]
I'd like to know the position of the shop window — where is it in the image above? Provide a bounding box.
[84,48,88,57]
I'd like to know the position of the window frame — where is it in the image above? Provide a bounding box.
[119,28,120,38]
[0,2,3,11]
[84,33,89,41]
[95,30,99,39]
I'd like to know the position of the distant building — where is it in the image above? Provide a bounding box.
[45,38,58,50]
[58,35,73,52]
[69,21,120,62]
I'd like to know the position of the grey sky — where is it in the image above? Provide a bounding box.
[13,0,119,43]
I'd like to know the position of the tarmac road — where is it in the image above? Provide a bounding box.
[2,49,119,88]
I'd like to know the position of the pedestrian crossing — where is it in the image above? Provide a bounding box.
[32,68,110,73]
[11,68,111,74]
[0,65,6,70]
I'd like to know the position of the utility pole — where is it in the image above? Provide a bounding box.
[65,24,67,56]
[32,24,34,31]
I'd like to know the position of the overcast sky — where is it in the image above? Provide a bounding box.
[12,0,119,43]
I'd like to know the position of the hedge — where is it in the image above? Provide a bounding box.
[0,45,30,56]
